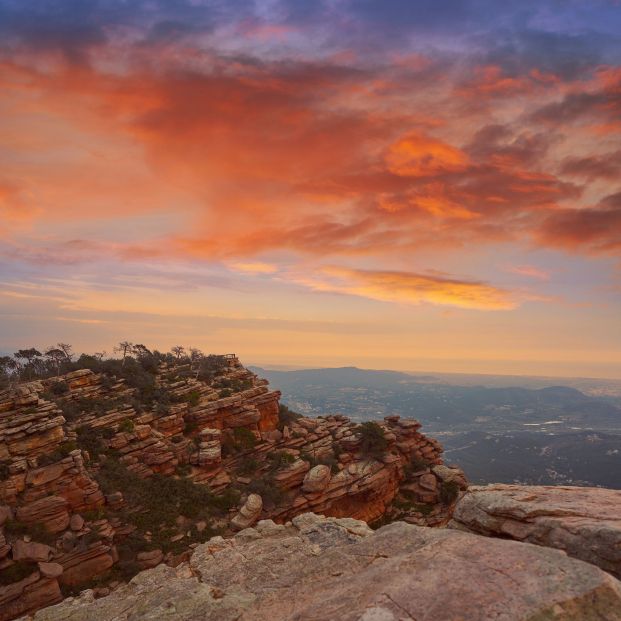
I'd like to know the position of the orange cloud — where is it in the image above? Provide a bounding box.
[385,132,468,177]
[293,266,516,311]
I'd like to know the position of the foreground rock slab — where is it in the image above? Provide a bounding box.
[21,514,621,621]
[451,484,621,578]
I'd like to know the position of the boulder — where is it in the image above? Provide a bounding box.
[69,514,84,532]
[136,549,164,569]
[451,484,621,578]
[37,562,63,579]
[25,515,621,621]
[302,465,331,493]
[418,473,437,491]
[12,540,54,563]
[230,494,263,531]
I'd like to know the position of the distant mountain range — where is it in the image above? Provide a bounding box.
[250,366,621,432]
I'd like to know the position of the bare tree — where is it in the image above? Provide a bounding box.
[114,341,134,366]
[57,343,74,361]
[93,351,106,361]
[171,345,185,362]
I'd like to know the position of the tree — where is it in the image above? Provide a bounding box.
[0,356,18,388]
[114,342,134,366]
[45,347,66,376]
[358,421,389,460]
[189,347,204,378]
[56,343,74,361]
[93,351,106,361]
[170,346,185,362]
[132,344,152,360]
[14,348,42,380]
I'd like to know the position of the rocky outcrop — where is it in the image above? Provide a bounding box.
[21,513,621,621]
[1,356,466,619]
[0,572,62,621]
[451,483,621,579]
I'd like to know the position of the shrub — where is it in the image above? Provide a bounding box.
[119,419,135,433]
[405,456,430,479]
[49,380,69,396]
[0,462,9,480]
[0,560,38,586]
[440,480,460,505]
[3,520,57,545]
[37,441,77,466]
[237,457,259,476]
[185,391,201,407]
[76,425,104,456]
[247,477,283,508]
[218,388,232,398]
[358,422,388,459]
[233,427,256,450]
[267,451,295,470]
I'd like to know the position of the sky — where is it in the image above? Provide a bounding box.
[1,0,621,378]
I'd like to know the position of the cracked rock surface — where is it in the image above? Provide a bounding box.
[20,513,621,621]
[451,484,621,579]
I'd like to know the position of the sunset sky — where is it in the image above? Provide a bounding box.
[1,1,620,378]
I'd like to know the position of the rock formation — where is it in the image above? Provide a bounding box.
[1,356,466,619]
[451,483,621,579]
[20,513,621,621]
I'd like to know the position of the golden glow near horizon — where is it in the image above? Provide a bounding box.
[0,2,620,379]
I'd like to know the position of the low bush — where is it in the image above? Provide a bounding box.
[37,440,77,466]
[440,480,460,505]
[49,380,70,395]
[0,560,38,586]
[118,419,135,433]
[358,422,388,459]
[233,427,256,450]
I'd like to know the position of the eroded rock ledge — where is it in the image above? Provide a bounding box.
[451,484,621,579]
[19,513,621,621]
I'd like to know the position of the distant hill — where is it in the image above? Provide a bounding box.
[250,366,621,432]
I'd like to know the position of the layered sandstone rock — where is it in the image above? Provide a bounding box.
[22,514,621,621]
[1,357,466,620]
[451,483,621,579]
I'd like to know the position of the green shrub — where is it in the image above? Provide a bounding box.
[185,391,201,407]
[76,426,104,456]
[358,422,388,459]
[237,457,259,476]
[119,419,135,433]
[218,388,232,398]
[233,427,256,450]
[247,477,283,508]
[50,380,70,395]
[267,451,295,470]
[37,441,78,466]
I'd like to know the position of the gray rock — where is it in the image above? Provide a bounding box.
[451,484,621,578]
[24,515,621,621]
